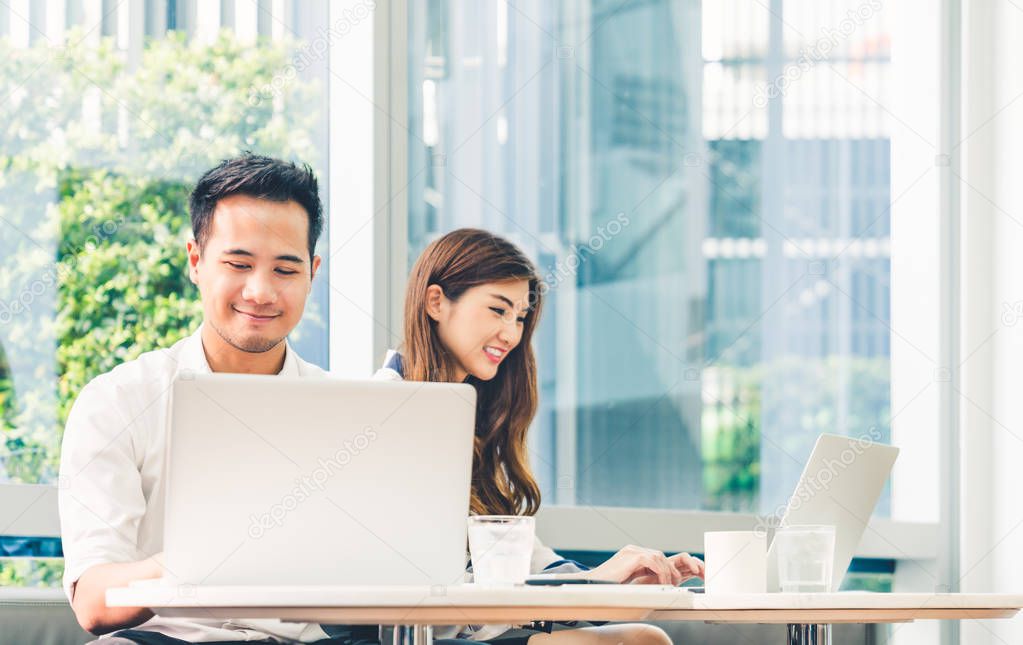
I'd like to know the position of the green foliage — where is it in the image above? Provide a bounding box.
[762,355,891,457]
[0,29,323,585]
[54,170,205,425]
[701,366,762,512]
[841,571,893,593]
[701,356,891,512]
[0,559,64,587]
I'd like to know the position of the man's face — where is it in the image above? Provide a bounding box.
[187,194,321,353]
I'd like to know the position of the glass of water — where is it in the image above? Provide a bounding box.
[774,525,836,593]
[467,515,535,585]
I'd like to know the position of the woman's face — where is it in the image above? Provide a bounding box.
[426,279,531,382]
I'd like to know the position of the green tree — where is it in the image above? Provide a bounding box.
[0,30,323,585]
[701,357,891,513]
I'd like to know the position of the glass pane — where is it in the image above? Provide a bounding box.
[408,0,907,517]
[0,6,330,488]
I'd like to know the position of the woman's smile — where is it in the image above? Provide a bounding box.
[483,345,506,363]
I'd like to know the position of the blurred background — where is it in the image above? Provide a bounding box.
[3,2,1023,645]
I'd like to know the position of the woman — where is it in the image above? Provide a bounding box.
[376,228,704,644]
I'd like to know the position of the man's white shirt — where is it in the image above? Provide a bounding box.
[58,325,329,643]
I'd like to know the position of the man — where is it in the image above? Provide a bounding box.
[59,154,356,644]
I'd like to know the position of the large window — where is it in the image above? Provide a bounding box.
[0,0,331,585]
[407,0,917,517]
[0,0,944,601]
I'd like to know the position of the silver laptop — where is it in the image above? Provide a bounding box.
[162,374,476,587]
[765,433,899,592]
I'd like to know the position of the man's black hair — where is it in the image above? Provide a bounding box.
[189,153,323,260]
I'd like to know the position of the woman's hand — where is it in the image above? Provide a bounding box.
[583,545,705,585]
[626,552,705,585]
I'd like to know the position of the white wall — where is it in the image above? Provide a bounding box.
[959,0,1023,642]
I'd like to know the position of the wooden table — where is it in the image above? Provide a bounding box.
[107,583,1023,645]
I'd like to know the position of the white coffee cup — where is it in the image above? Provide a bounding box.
[704,531,767,594]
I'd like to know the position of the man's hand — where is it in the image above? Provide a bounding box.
[582,545,704,585]
[71,553,165,635]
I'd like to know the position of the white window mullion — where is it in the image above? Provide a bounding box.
[328,0,397,376]
[9,0,31,48]
[234,0,258,44]
[195,0,220,45]
[44,0,65,44]
[270,0,286,41]
[81,0,102,44]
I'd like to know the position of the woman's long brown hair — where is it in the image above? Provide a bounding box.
[402,228,543,517]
